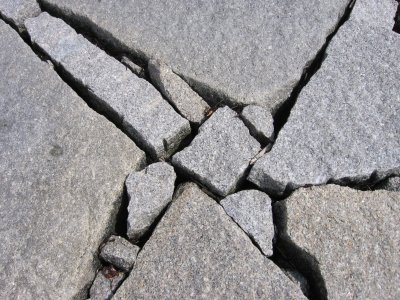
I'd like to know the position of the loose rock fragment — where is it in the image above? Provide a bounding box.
[376,176,400,192]
[25,13,191,159]
[90,266,125,300]
[121,56,144,77]
[241,105,274,144]
[126,162,176,242]
[172,107,260,197]
[275,185,400,299]
[114,183,305,299]
[220,190,274,256]
[148,59,210,124]
[249,0,400,196]
[100,236,140,272]
[0,0,40,30]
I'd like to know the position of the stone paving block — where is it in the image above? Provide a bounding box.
[89,266,125,300]
[172,107,260,197]
[114,183,306,299]
[25,13,191,159]
[275,185,400,299]
[0,20,145,299]
[126,162,176,242]
[220,190,274,256]
[0,0,40,30]
[148,59,210,124]
[241,105,274,144]
[249,0,400,196]
[39,0,351,111]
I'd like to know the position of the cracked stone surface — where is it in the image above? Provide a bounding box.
[220,190,274,256]
[114,183,306,299]
[99,236,140,272]
[126,162,176,242]
[148,59,210,125]
[0,0,40,30]
[172,107,260,197]
[89,266,125,300]
[0,19,145,299]
[39,0,350,111]
[241,105,274,144]
[275,185,400,299]
[376,176,400,192]
[25,12,191,159]
[249,0,400,196]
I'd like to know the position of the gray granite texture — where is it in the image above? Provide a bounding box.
[241,105,274,144]
[172,107,260,197]
[220,190,274,256]
[148,59,210,124]
[376,176,400,192]
[126,162,176,242]
[0,0,40,30]
[275,185,400,299]
[0,20,145,299]
[99,236,140,272]
[25,13,191,160]
[249,0,400,196]
[39,0,351,111]
[114,183,306,299]
[89,266,125,300]
[121,56,144,77]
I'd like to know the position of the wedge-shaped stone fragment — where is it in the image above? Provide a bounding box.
[0,20,145,299]
[275,185,400,299]
[0,0,40,30]
[25,13,191,159]
[121,56,144,78]
[241,105,274,144]
[148,59,210,124]
[39,0,351,111]
[376,176,400,192]
[89,266,125,300]
[100,236,140,272]
[114,183,305,299]
[126,162,176,242]
[249,0,400,196]
[172,107,260,197]
[220,190,274,256]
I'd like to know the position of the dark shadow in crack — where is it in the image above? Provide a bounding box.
[393,1,400,33]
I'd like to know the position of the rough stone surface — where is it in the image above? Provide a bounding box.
[99,236,140,272]
[172,107,260,197]
[39,0,350,111]
[376,176,400,192]
[25,13,191,159]
[148,59,210,124]
[126,162,176,242]
[121,56,144,77]
[220,190,274,256]
[241,105,274,144]
[89,266,125,300]
[0,20,145,299]
[249,0,400,196]
[0,0,40,30]
[275,185,400,299]
[114,183,306,299]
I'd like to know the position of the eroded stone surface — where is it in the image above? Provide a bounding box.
[275,185,400,299]
[241,105,274,144]
[0,20,145,299]
[249,0,400,196]
[126,162,176,242]
[0,0,40,30]
[172,107,260,197]
[89,266,125,300]
[220,190,274,256]
[114,183,306,299]
[25,13,191,159]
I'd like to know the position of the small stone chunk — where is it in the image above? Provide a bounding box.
[241,105,274,143]
[220,190,274,256]
[172,107,260,196]
[148,59,211,124]
[121,56,144,77]
[0,0,41,30]
[126,162,176,241]
[89,266,125,300]
[99,236,140,272]
[376,176,400,192]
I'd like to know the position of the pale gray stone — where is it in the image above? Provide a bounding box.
[39,0,351,111]
[0,0,40,30]
[25,13,191,159]
[0,20,145,299]
[220,190,274,256]
[172,107,260,197]
[376,176,400,192]
[89,266,125,300]
[148,59,210,124]
[275,185,400,299]
[126,162,176,242]
[121,56,144,77]
[99,236,140,272]
[249,0,400,196]
[241,105,274,144]
[114,183,306,299]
